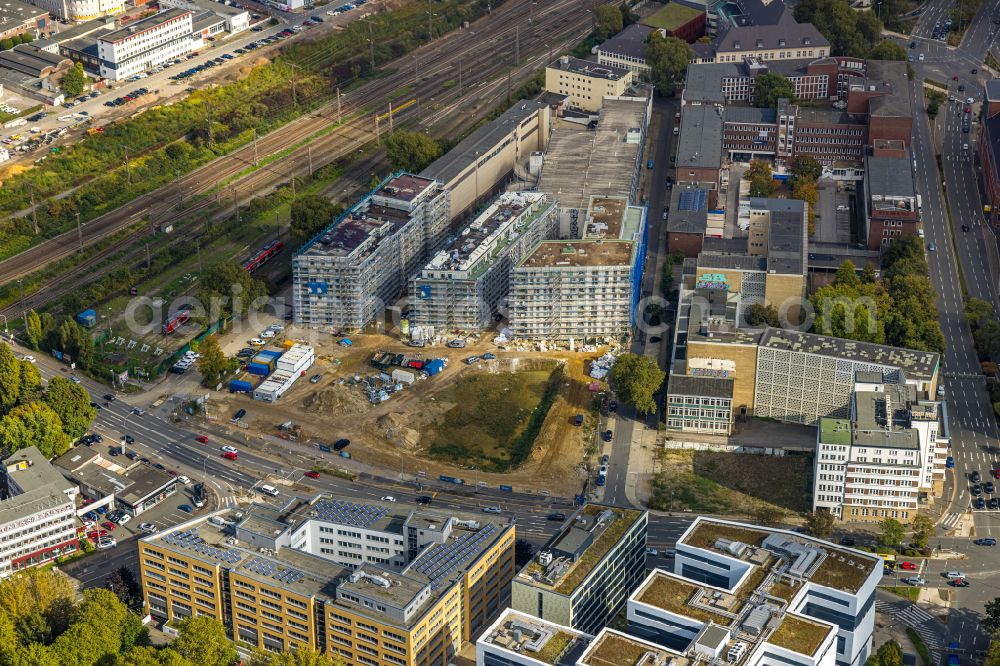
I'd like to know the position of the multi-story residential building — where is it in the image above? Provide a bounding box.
[409,192,558,333]
[859,148,918,249]
[0,0,48,40]
[628,518,880,666]
[978,80,1000,227]
[476,609,593,666]
[595,23,655,75]
[0,446,79,577]
[510,503,647,635]
[507,197,647,342]
[544,55,634,113]
[292,173,448,330]
[139,495,515,662]
[814,374,948,522]
[97,8,193,80]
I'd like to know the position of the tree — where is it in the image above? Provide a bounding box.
[870,640,903,666]
[803,509,836,538]
[984,632,1000,666]
[172,616,237,666]
[0,39,12,51]
[795,0,884,58]
[593,4,623,39]
[792,177,819,231]
[749,173,776,197]
[869,39,907,61]
[54,319,94,369]
[384,130,442,173]
[0,402,71,458]
[61,62,88,97]
[753,504,782,527]
[196,336,229,387]
[249,647,344,666]
[878,517,905,548]
[789,155,822,183]
[0,568,75,628]
[43,376,96,440]
[746,159,773,182]
[754,73,795,108]
[198,261,268,318]
[609,353,665,414]
[645,32,691,96]
[910,515,935,549]
[25,311,42,350]
[0,345,28,414]
[515,539,535,568]
[745,303,780,328]
[290,195,342,241]
[52,589,128,666]
[104,566,140,608]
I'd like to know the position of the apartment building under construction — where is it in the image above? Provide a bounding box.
[292,173,449,330]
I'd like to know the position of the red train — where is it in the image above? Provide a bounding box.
[242,240,284,273]
[162,310,190,335]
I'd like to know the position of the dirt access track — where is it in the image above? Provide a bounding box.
[209,330,608,497]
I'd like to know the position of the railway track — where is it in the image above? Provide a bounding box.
[0,0,601,321]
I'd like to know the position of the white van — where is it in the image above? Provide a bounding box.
[260,484,280,497]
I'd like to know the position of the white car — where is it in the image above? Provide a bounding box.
[380,496,396,502]
[69,376,81,384]
[221,445,238,454]
[177,475,191,485]
[248,338,266,346]
[260,330,275,338]
[482,506,502,513]
[646,548,659,556]
[21,355,35,363]
[139,523,157,533]
[97,538,117,549]
[115,514,131,526]
[904,576,926,586]
[968,97,975,104]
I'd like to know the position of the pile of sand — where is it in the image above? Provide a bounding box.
[376,413,421,450]
[301,385,368,416]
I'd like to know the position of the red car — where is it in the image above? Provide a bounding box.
[954,75,959,80]
[102,521,117,531]
[965,105,972,113]
[196,435,209,443]
[305,470,321,479]
[86,529,108,540]
[222,451,237,460]
[900,561,917,570]
[992,469,1000,479]
[950,578,969,587]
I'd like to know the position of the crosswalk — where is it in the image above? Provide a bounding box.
[940,511,964,530]
[219,495,240,508]
[875,600,943,660]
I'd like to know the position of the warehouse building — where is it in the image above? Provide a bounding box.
[97,8,193,81]
[814,373,948,522]
[510,503,647,635]
[0,446,79,578]
[292,173,448,330]
[507,196,648,343]
[139,495,515,661]
[544,55,634,113]
[420,99,551,223]
[409,192,559,333]
[627,518,879,666]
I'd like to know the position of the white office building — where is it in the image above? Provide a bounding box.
[627,518,880,666]
[813,374,949,523]
[97,8,193,81]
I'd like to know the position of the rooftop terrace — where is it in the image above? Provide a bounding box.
[584,196,628,239]
[482,610,590,665]
[769,614,832,656]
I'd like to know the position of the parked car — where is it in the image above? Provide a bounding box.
[976,497,987,510]
[305,470,321,479]
[986,481,996,494]
[602,430,613,442]
[139,523,158,533]
[645,548,659,556]
[102,521,117,531]
[950,578,969,587]
[124,434,135,444]
[972,470,982,483]
[547,513,566,521]
[178,504,193,513]
[333,439,350,451]
[310,374,322,383]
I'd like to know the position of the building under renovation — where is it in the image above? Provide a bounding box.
[507,196,647,343]
[409,192,559,333]
[292,173,448,330]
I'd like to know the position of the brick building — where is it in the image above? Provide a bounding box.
[978,80,1000,226]
[859,148,918,249]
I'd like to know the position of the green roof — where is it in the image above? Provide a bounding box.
[819,418,852,446]
[640,2,703,31]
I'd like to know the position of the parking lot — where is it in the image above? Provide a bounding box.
[966,468,1000,511]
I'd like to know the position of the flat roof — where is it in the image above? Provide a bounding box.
[420,99,547,186]
[597,23,654,60]
[987,79,1000,102]
[667,374,734,399]
[864,60,912,118]
[819,418,852,446]
[547,55,631,81]
[770,614,834,656]
[5,446,71,494]
[679,518,879,593]
[0,0,47,34]
[52,18,115,43]
[537,95,650,211]
[517,505,644,595]
[758,328,940,381]
[579,628,691,666]
[119,464,176,504]
[864,151,915,198]
[584,196,628,239]
[641,2,703,30]
[0,486,73,527]
[480,609,591,665]
[752,198,807,276]
[100,8,192,44]
[518,240,634,269]
[677,104,723,170]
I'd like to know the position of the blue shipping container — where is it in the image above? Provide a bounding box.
[247,362,270,376]
[76,309,97,327]
[230,380,252,393]
[255,350,282,361]
[424,359,444,376]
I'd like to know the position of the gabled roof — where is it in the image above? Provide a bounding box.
[597,23,654,61]
[714,16,828,54]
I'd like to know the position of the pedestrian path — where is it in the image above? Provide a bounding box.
[875,599,943,661]
[940,511,964,530]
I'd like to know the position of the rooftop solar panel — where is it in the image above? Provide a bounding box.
[678,189,708,212]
